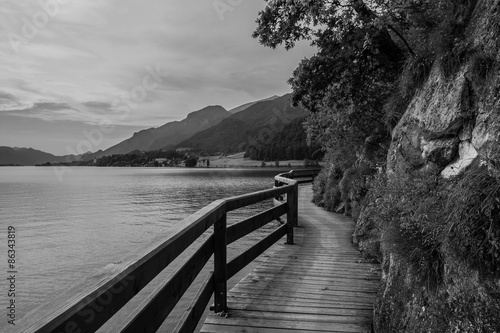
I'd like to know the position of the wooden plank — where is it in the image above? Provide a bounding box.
[251,256,378,267]
[236,277,378,292]
[105,234,214,333]
[227,283,376,301]
[226,303,373,317]
[289,169,321,177]
[243,272,380,287]
[173,273,214,333]
[201,323,329,333]
[227,224,287,278]
[207,309,372,325]
[233,280,378,294]
[229,285,377,303]
[227,203,287,244]
[274,175,296,185]
[225,185,293,211]
[25,199,226,333]
[251,265,379,279]
[296,179,314,184]
[252,261,380,273]
[226,294,373,310]
[249,272,379,285]
[226,292,374,309]
[204,315,369,332]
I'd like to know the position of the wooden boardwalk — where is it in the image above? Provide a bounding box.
[201,185,380,333]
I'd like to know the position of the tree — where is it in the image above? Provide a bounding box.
[184,157,198,168]
[252,0,411,166]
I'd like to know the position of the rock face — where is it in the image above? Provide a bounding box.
[375,0,500,331]
[387,0,500,177]
[388,61,500,177]
[387,64,477,176]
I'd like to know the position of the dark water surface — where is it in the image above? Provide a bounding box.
[0,166,286,331]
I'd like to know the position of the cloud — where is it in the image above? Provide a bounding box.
[0,0,316,154]
[0,91,16,100]
[3,102,76,121]
[2,102,113,124]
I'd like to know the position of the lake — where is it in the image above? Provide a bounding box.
[0,166,286,331]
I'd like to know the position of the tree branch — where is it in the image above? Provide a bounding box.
[388,24,416,57]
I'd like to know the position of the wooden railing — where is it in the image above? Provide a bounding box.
[25,169,320,333]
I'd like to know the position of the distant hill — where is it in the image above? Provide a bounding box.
[228,95,279,114]
[177,94,308,154]
[90,105,231,158]
[0,147,78,166]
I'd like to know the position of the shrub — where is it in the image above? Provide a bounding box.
[401,55,434,94]
[339,164,373,217]
[369,171,446,288]
[323,174,343,212]
[366,161,500,288]
[312,168,328,206]
[312,164,343,210]
[444,165,500,277]
[184,157,198,167]
[438,46,469,78]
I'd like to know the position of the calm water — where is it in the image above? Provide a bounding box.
[0,166,284,330]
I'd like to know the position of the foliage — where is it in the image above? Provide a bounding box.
[245,117,323,161]
[368,171,446,288]
[254,0,485,158]
[445,166,500,276]
[312,167,329,207]
[184,156,198,168]
[94,150,184,167]
[364,163,500,287]
[254,0,404,168]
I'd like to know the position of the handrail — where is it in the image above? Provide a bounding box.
[23,168,320,333]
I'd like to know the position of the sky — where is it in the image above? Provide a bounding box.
[0,0,315,155]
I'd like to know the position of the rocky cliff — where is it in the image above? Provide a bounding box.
[371,0,500,331]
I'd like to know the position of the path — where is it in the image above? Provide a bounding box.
[200,185,380,332]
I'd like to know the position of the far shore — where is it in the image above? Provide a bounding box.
[203,152,320,168]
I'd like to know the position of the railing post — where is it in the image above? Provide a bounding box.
[274,179,284,201]
[213,213,227,313]
[286,182,298,244]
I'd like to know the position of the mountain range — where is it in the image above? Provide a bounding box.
[0,93,308,165]
[0,147,78,166]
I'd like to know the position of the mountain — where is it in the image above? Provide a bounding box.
[0,147,78,166]
[177,94,309,153]
[245,116,323,161]
[92,105,231,158]
[0,94,307,163]
[228,95,279,114]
